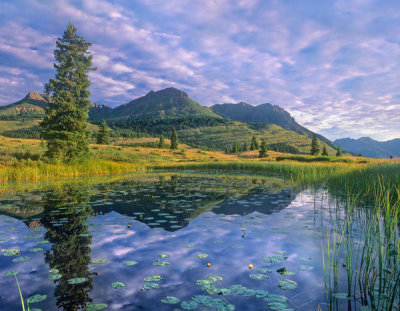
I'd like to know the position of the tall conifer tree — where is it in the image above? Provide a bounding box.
[41,23,95,161]
[310,134,320,155]
[259,140,268,158]
[322,145,328,156]
[170,128,178,149]
[96,120,109,145]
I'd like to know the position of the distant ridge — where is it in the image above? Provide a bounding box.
[211,102,335,148]
[0,91,50,120]
[335,137,400,158]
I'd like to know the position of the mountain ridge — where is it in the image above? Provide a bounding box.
[335,137,400,158]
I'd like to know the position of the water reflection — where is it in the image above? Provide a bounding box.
[41,185,94,311]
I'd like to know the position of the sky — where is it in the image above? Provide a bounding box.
[0,0,399,141]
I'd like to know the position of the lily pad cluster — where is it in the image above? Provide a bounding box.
[142,275,163,291]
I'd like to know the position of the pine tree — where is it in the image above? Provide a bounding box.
[250,136,259,150]
[242,142,248,151]
[259,140,268,158]
[41,22,96,161]
[231,141,240,153]
[158,135,164,148]
[322,145,328,156]
[225,147,229,154]
[336,147,342,157]
[310,134,320,155]
[96,120,109,145]
[170,128,178,149]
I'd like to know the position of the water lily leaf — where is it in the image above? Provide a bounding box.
[122,260,138,266]
[2,270,18,277]
[158,254,169,259]
[258,268,273,274]
[112,282,126,289]
[48,274,62,280]
[268,302,290,310]
[333,293,352,300]
[255,289,269,298]
[29,248,43,253]
[92,259,109,264]
[295,256,312,262]
[153,261,170,267]
[68,278,88,284]
[143,282,159,290]
[249,273,269,280]
[161,296,180,304]
[144,275,163,282]
[27,294,47,304]
[49,268,59,274]
[12,256,31,263]
[278,279,297,290]
[183,244,195,248]
[208,275,223,283]
[181,300,198,310]
[4,249,19,256]
[262,256,287,264]
[195,253,208,259]
[298,265,314,271]
[86,303,108,311]
[265,293,288,303]
[37,240,50,244]
[273,251,287,254]
[276,268,295,276]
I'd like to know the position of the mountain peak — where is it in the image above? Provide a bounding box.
[149,87,188,98]
[25,91,45,101]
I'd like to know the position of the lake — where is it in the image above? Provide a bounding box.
[0,172,368,310]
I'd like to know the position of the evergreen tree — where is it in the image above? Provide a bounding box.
[225,147,229,154]
[259,140,268,158]
[170,128,178,149]
[242,142,248,151]
[231,141,240,153]
[322,145,328,156]
[358,153,362,157]
[336,147,342,157]
[158,135,164,148]
[96,120,109,145]
[250,136,259,150]
[41,23,96,161]
[310,134,320,155]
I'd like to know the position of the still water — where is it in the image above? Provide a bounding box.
[0,173,355,310]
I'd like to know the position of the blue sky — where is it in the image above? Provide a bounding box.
[0,0,399,141]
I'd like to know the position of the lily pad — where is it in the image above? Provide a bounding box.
[258,268,273,274]
[92,259,109,264]
[144,275,163,282]
[12,256,31,263]
[183,244,195,248]
[161,296,180,304]
[49,268,59,274]
[86,303,108,311]
[27,294,47,304]
[143,282,159,290]
[67,278,88,285]
[298,265,314,271]
[333,293,352,300]
[249,273,269,280]
[122,260,138,266]
[2,270,18,277]
[181,300,198,310]
[158,254,169,259]
[278,279,298,290]
[4,249,19,256]
[29,248,43,253]
[153,261,170,267]
[208,275,223,283]
[295,256,312,262]
[276,268,295,276]
[262,256,288,265]
[273,250,287,254]
[195,253,208,259]
[48,274,62,280]
[112,282,126,289]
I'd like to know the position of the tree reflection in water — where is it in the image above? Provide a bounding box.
[41,185,95,311]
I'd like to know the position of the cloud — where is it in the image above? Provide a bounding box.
[0,0,399,140]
